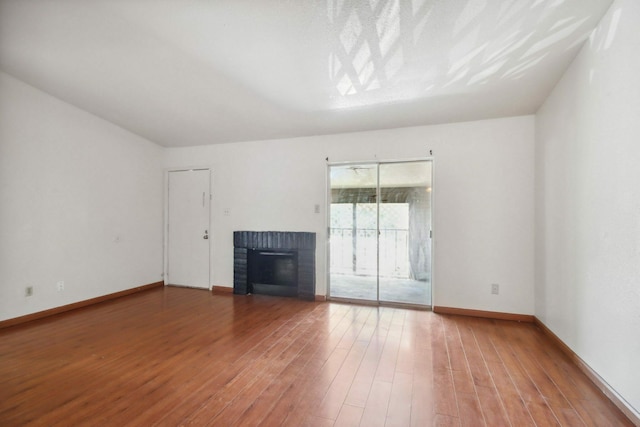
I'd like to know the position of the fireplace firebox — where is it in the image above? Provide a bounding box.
[249,250,298,297]
[233,231,315,300]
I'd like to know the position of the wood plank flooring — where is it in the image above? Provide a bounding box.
[0,287,633,426]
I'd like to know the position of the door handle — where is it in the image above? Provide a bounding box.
[203,230,209,240]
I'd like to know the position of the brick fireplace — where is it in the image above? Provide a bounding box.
[233,231,316,300]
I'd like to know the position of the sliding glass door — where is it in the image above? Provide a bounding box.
[378,162,432,305]
[329,163,378,301]
[328,161,432,306]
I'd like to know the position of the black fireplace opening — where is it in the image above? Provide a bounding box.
[248,249,298,297]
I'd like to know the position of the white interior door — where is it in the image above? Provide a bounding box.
[167,169,211,289]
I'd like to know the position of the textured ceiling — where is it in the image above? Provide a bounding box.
[0,0,614,147]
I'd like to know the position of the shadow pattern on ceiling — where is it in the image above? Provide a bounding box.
[327,0,606,109]
[0,0,615,146]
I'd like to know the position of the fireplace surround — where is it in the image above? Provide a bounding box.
[233,231,316,300]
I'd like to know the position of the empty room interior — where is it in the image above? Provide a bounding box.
[1,0,639,426]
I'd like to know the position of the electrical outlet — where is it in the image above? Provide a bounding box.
[57,281,65,291]
[491,283,499,295]
[25,286,33,297]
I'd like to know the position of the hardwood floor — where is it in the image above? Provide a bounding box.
[0,287,633,426]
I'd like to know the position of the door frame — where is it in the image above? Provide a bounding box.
[163,166,213,290]
[326,158,434,308]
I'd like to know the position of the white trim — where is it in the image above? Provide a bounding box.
[428,158,435,307]
[325,163,331,299]
[327,156,432,166]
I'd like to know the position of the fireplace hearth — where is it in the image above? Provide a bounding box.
[233,231,316,300]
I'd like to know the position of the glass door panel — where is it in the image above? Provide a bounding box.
[329,164,378,301]
[378,162,432,305]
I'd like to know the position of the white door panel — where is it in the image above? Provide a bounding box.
[167,169,210,289]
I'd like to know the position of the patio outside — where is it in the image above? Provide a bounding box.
[329,202,431,306]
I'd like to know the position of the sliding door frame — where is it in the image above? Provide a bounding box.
[326,158,434,308]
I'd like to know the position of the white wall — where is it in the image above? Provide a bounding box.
[165,115,535,315]
[0,71,164,322]
[535,0,640,416]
